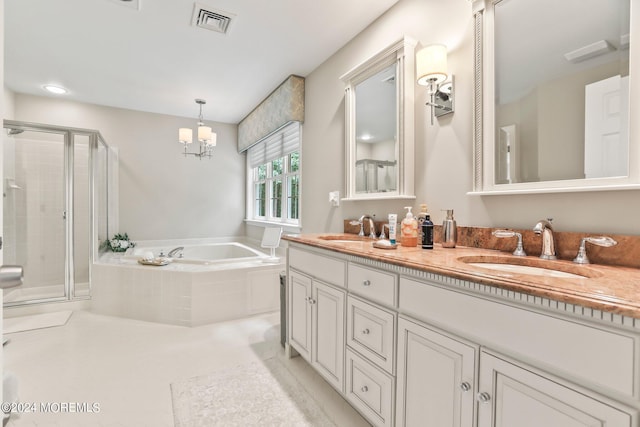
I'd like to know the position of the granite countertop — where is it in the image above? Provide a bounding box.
[283,233,640,319]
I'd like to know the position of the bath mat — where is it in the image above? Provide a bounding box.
[170,357,336,427]
[3,310,73,334]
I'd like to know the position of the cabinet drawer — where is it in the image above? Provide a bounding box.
[346,348,395,427]
[289,247,345,287]
[347,296,395,374]
[348,263,397,307]
[400,277,639,399]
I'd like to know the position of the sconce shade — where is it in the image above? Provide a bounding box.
[416,44,448,86]
[179,128,193,144]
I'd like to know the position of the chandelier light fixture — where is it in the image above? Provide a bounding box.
[178,99,217,159]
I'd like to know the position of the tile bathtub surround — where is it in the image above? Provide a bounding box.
[344,221,640,269]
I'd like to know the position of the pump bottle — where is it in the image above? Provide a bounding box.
[441,209,457,248]
[421,209,434,250]
[401,207,418,247]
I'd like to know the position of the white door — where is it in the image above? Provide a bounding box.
[288,271,312,361]
[312,280,345,392]
[496,125,517,184]
[477,351,634,427]
[584,75,629,178]
[396,317,476,427]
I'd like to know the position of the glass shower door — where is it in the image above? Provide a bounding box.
[3,129,68,304]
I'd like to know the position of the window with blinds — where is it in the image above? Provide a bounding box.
[247,122,301,226]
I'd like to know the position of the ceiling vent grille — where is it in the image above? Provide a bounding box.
[192,3,235,34]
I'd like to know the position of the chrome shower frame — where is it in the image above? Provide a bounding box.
[2,119,112,307]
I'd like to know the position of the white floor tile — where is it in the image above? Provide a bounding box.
[3,310,369,427]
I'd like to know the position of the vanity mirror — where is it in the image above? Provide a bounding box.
[472,0,640,194]
[340,37,417,200]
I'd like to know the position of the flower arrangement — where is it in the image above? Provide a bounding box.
[107,233,136,252]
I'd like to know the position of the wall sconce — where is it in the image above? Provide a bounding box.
[416,44,454,124]
[178,99,217,159]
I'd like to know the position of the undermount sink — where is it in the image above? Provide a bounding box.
[317,235,367,243]
[458,256,596,279]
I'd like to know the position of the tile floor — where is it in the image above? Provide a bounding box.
[3,310,369,427]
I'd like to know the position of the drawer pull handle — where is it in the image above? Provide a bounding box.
[477,392,491,403]
[363,280,371,287]
[362,328,370,335]
[460,382,471,392]
[361,386,368,393]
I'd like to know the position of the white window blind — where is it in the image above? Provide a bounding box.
[248,121,300,168]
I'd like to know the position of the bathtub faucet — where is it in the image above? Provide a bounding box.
[167,246,184,258]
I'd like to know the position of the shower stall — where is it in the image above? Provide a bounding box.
[2,120,114,307]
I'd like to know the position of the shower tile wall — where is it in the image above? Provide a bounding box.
[4,138,89,294]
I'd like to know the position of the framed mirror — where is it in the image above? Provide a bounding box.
[472,0,640,194]
[340,37,417,200]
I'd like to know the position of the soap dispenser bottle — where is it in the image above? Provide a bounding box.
[421,208,434,250]
[416,204,428,237]
[401,206,418,247]
[441,209,457,248]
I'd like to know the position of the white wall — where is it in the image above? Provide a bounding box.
[12,93,245,241]
[297,0,640,235]
[6,0,640,242]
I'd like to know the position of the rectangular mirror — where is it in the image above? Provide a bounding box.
[472,0,640,194]
[355,63,397,193]
[341,37,417,200]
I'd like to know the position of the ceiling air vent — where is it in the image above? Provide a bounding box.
[192,3,235,34]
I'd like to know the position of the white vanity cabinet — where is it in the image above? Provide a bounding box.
[286,243,640,427]
[477,351,634,427]
[344,263,398,427]
[288,248,346,392]
[398,276,639,427]
[395,317,477,427]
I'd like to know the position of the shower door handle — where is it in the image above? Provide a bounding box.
[0,265,23,289]
[63,211,67,220]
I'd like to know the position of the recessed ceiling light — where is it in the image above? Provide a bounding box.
[43,85,68,95]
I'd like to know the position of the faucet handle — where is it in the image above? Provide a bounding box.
[350,219,365,236]
[583,236,617,248]
[492,230,527,257]
[573,236,618,264]
[379,224,389,240]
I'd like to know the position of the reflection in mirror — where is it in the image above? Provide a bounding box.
[355,64,397,193]
[495,0,630,184]
[341,37,416,200]
[472,0,639,194]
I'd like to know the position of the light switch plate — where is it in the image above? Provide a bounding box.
[329,191,340,207]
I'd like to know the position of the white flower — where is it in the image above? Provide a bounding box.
[110,239,119,249]
[119,240,129,249]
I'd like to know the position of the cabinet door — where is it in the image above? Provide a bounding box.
[312,280,345,392]
[396,317,476,427]
[288,271,312,361]
[478,351,634,427]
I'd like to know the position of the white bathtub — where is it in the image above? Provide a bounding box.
[92,240,283,326]
[126,242,269,265]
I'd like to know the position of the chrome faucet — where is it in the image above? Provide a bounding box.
[357,214,377,239]
[167,246,184,258]
[533,218,556,260]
